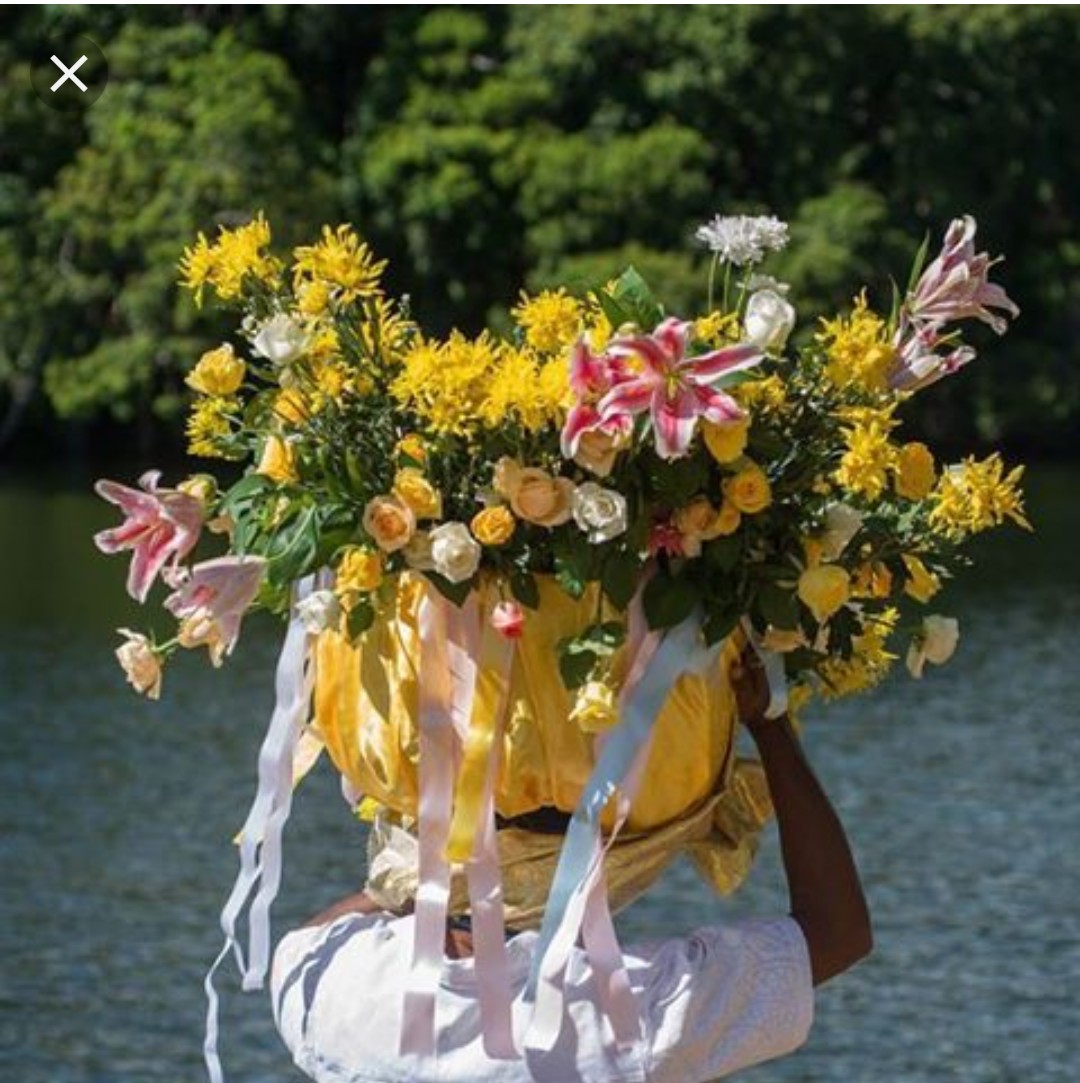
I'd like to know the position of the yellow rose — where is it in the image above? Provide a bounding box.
[396,434,427,464]
[895,442,936,500]
[674,497,717,538]
[709,500,742,537]
[186,344,245,397]
[852,561,893,599]
[702,417,750,464]
[393,468,442,520]
[723,461,772,514]
[256,435,298,484]
[335,546,383,607]
[569,680,619,734]
[798,564,851,622]
[573,429,621,477]
[362,495,415,552]
[273,388,309,427]
[510,468,574,527]
[471,505,516,546]
[902,554,941,603]
[115,629,163,700]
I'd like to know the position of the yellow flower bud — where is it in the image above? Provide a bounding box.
[569,680,619,734]
[186,344,245,397]
[723,461,772,514]
[895,442,936,501]
[702,417,750,464]
[396,434,427,464]
[797,564,851,622]
[470,505,517,546]
[902,554,941,603]
[256,435,298,485]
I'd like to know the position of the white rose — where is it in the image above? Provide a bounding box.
[115,628,163,700]
[744,289,796,353]
[820,503,864,561]
[429,522,481,584]
[252,314,310,367]
[296,590,341,635]
[571,482,628,544]
[403,529,436,571]
[906,614,960,678]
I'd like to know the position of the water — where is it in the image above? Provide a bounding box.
[1,466,1077,1082]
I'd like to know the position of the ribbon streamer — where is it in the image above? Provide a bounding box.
[203,575,315,1083]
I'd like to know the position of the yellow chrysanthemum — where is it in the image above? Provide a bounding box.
[834,405,899,500]
[819,608,899,699]
[818,295,896,393]
[179,214,280,305]
[928,454,1031,540]
[732,374,787,414]
[293,225,387,304]
[695,311,741,347]
[186,397,236,458]
[355,297,414,363]
[296,279,333,318]
[513,289,583,354]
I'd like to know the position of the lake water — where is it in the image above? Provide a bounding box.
[1,465,1077,1082]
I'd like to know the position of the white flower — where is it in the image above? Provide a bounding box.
[820,503,864,561]
[115,628,162,700]
[251,313,311,368]
[695,214,789,265]
[571,483,628,544]
[402,529,436,571]
[429,522,481,583]
[906,615,960,678]
[747,273,791,296]
[744,289,796,352]
[296,590,341,635]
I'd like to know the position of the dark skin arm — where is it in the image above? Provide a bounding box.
[731,648,873,985]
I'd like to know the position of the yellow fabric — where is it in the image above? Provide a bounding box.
[312,572,748,835]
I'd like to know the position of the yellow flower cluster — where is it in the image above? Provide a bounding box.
[694,311,742,348]
[819,608,899,699]
[732,374,787,415]
[293,225,387,304]
[179,214,280,305]
[929,454,1031,539]
[818,295,896,393]
[392,332,569,436]
[513,290,583,354]
[186,397,235,458]
[835,406,899,500]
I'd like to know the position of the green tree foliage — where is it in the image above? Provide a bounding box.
[1,5,1079,457]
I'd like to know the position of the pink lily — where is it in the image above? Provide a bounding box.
[94,471,204,602]
[598,318,761,460]
[164,556,266,665]
[560,339,634,459]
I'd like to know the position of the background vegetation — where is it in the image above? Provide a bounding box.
[2,5,1078,464]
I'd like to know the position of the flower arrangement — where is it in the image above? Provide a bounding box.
[97,211,1029,713]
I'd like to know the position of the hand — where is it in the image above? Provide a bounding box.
[731,646,771,730]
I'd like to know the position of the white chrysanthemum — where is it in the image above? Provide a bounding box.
[695,214,789,265]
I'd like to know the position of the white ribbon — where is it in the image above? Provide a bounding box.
[203,575,315,1083]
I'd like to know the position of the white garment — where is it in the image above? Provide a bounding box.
[271,911,814,1083]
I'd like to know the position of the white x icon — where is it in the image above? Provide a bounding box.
[50,54,88,93]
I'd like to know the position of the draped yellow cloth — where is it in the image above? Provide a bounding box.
[310,572,772,909]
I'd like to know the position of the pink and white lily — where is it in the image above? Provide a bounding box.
[891,216,1019,392]
[560,339,634,460]
[164,556,266,666]
[598,318,761,460]
[94,471,204,602]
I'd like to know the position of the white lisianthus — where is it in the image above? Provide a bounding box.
[571,483,628,544]
[403,529,436,571]
[252,313,311,368]
[744,289,796,353]
[429,522,481,583]
[906,615,960,678]
[116,628,163,700]
[296,590,341,635]
[820,503,864,561]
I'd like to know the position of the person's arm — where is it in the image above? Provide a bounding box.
[732,650,873,985]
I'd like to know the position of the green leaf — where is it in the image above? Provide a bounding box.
[756,582,799,630]
[346,598,375,642]
[510,570,540,610]
[601,550,640,610]
[702,604,741,646]
[608,266,664,329]
[221,471,273,511]
[704,535,743,572]
[558,646,598,690]
[425,571,474,606]
[267,506,320,586]
[642,570,697,629]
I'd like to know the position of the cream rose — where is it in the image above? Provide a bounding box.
[492,457,524,500]
[296,590,341,634]
[907,615,959,678]
[573,429,621,477]
[571,483,627,544]
[116,628,163,700]
[252,313,310,368]
[402,530,435,572]
[744,289,796,353]
[820,503,863,561]
[511,468,575,527]
[429,522,481,583]
[362,495,415,552]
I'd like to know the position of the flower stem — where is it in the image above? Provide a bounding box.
[707,253,721,313]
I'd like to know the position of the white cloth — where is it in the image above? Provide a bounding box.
[271,911,814,1083]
